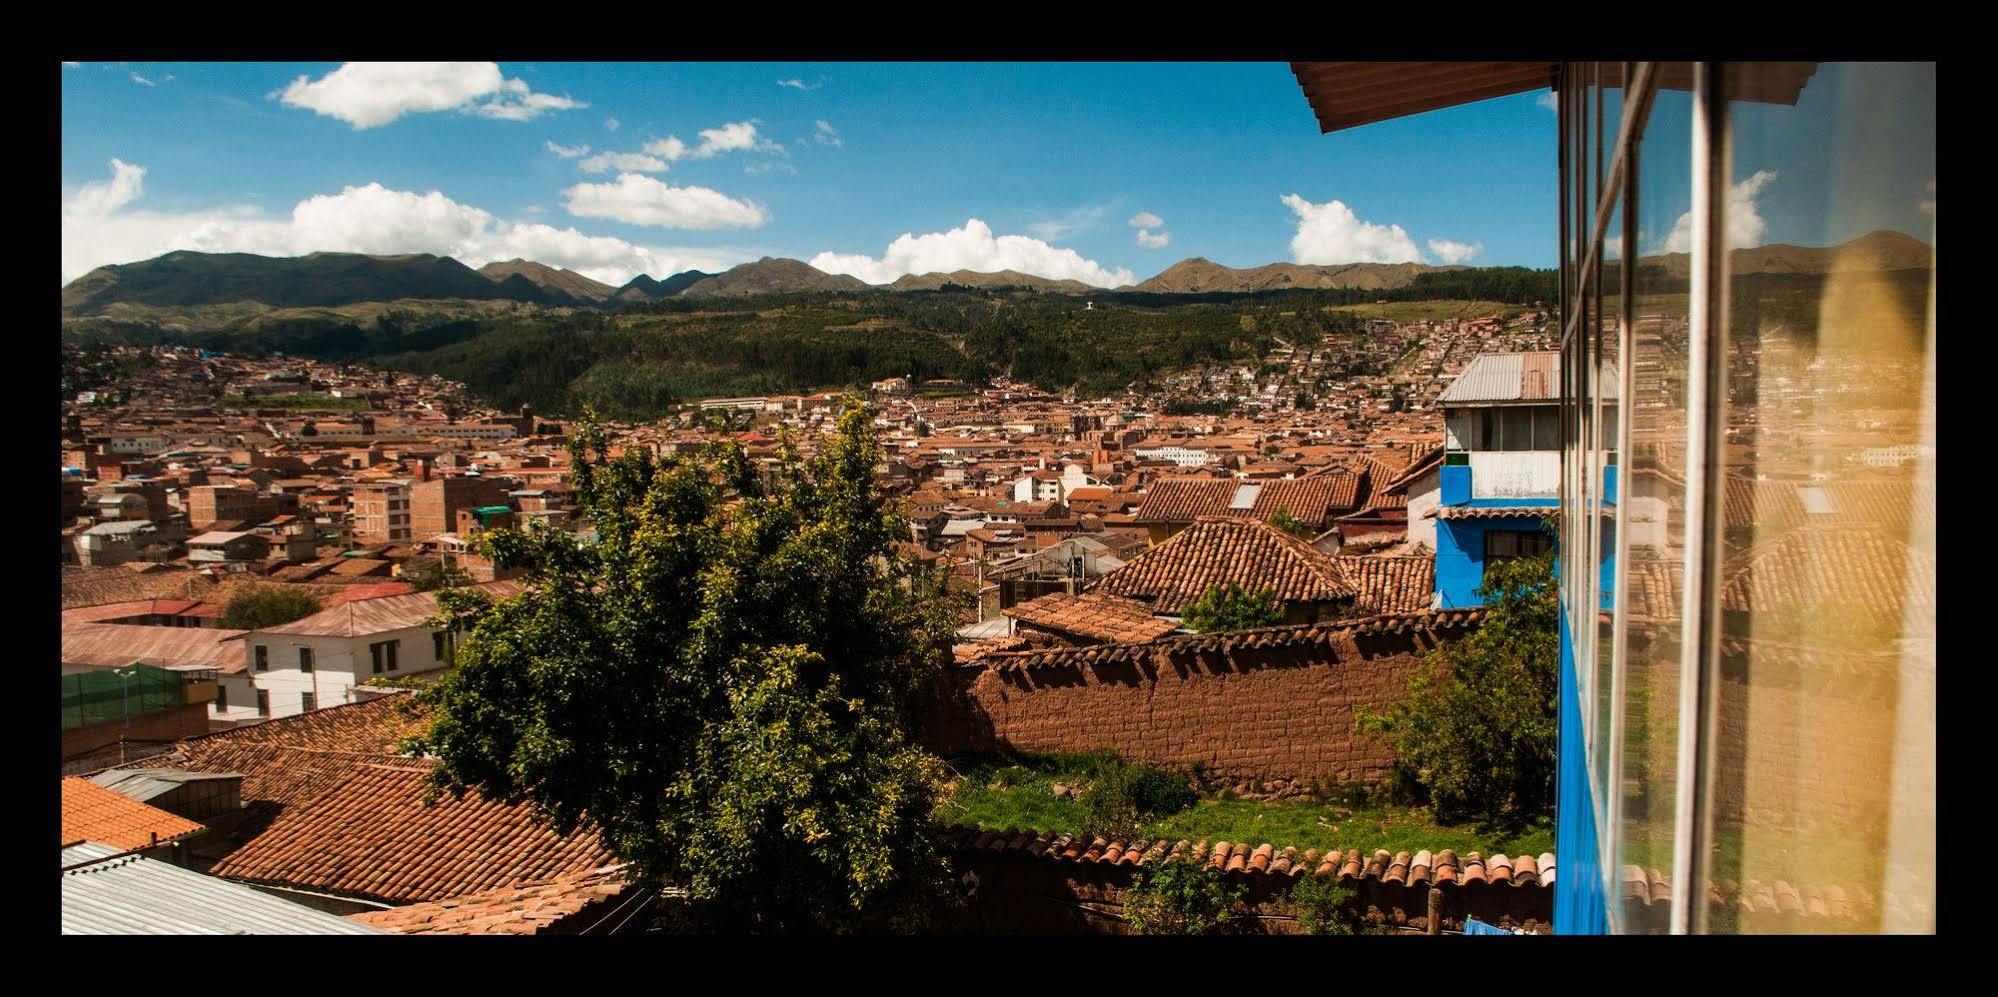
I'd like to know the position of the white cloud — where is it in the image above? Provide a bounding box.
[641,136,688,160]
[545,141,591,159]
[562,173,770,230]
[275,62,584,129]
[691,120,780,157]
[778,77,824,91]
[1662,169,1777,253]
[605,117,620,132]
[60,158,746,286]
[470,77,586,122]
[65,158,147,219]
[809,218,1135,288]
[1427,238,1483,264]
[1536,90,1558,111]
[1281,194,1424,265]
[813,120,842,147]
[578,150,668,174]
[130,72,155,87]
[745,162,798,176]
[62,61,81,69]
[1128,211,1163,229]
[1136,229,1171,249]
[1027,205,1106,241]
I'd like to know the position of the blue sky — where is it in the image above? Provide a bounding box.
[61,61,1566,286]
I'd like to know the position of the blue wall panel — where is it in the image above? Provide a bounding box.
[1554,601,1609,934]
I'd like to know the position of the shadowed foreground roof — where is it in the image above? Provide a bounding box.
[207,760,611,906]
[346,865,645,935]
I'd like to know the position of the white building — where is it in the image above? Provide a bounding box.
[238,581,523,718]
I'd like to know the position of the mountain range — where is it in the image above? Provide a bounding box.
[59,229,1933,318]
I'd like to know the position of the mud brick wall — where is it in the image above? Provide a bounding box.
[925,627,1452,792]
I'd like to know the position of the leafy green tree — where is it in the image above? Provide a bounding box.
[1356,551,1559,823]
[1180,582,1284,634]
[1265,506,1316,539]
[412,401,959,933]
[220,585,322,630]
[1122,859,1244,935]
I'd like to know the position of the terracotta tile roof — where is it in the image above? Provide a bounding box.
[346,865,638,935]
[941,825,1552,889]
[1133,477,1358,526]
[1433,504,1559,520]
[970,607,1487,672]
[166,692,433,759]
[1094,516,1355,614]
[1003,593,1179,644]
[62,777,205,850]
[1719,528,1934,632]
[208,761,612,906]
[256,580,525,637]
[1337,555,1437,614]
[1618,865,1897,926]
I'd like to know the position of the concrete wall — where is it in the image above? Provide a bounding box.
[245,624,449,718]
[925,626,1454,794]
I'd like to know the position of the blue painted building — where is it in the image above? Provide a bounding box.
[1432,352,1564,608]
[1294,62,1935,934]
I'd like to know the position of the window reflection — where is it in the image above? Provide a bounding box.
[1702,61,1936,934]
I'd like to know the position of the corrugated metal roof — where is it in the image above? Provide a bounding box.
[1437,351,1617,406]
[62,622,251,671]
[88,769,243,805]
[61,841,388,935]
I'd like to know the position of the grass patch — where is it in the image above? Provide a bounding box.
[939,752,1553,858]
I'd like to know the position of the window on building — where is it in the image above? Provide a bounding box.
[371,639,399,673]
[1484,529,1553,563]
[298,646,313,672]
[433,631,447,661]
[256,689,269,716]
[1555,60,1934,936]
[254,645,268,671]
[301,691,317,712]
[215,685,227,711]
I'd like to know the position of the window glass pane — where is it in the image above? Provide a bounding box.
[1502,407,1533,452]
[1702,61,1936,934]
[1612,68,1695,933]
[1535,406,1562,451]
[1593,181,1626,820]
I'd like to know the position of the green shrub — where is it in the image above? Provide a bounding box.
[1290,874,1357,935]
[220,585,323,630]
[1077,755,1197,836]
[1181,582,1283,634]
[1123,859,1244,935]
[1356,551,1558,823]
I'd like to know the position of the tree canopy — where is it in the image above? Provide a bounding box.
[1180,582,1284,634]
[1356,551,1558,823]
[412,401,959,932]
[219,585,322,630]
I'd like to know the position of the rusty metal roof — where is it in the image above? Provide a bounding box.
[1437,351,1618,406]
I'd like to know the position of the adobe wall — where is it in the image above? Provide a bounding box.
[925,627,1453,794]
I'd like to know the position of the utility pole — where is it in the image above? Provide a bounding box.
[113,666,135,764]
